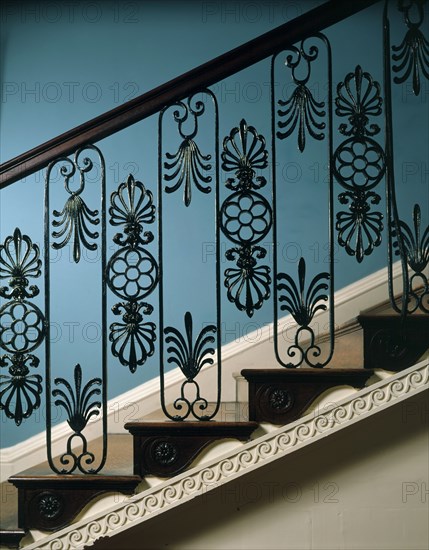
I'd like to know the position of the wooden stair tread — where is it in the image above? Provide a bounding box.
[9,474,141,488]
[241,368,372,379]
[125,420,258,435]
[358,313,429,321]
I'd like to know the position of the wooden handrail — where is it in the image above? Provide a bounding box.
[0,0,380,189]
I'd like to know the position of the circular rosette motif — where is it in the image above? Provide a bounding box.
[0,301,45,354]
[220,191,272,246]
[107,246,158,300]
[333,137,385,190]
[152,440,178,466]
[37,492,64,520]
[269,388,293,411]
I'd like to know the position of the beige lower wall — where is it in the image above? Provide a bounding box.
[93,390,429,550]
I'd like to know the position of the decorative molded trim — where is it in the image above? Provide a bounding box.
[23,359,428,549]
[0,261,405,480]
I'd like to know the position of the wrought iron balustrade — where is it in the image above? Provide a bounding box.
[0,0,428,476]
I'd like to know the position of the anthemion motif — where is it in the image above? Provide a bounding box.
[277,257,330,367]
[162,94,213,207]
[0,229,45,425]
[276,37,326,152]
[48,147,103,263]
[220,119,272,317]
[163,311,216,420]
[52,364,102,474]
[44,144,107,475]
[334,65,385,263]
[392,0,429,96]
[384,0,429,316]
[158,90,221,422]
[272,33,334,369]
[107,174,158,373]
[392,204,429,312]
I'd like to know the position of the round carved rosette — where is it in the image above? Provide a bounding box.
[268,388,294,411]
[37,492,64,520]
[151,440,178,466]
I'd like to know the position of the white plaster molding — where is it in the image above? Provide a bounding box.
[22,358,428,549]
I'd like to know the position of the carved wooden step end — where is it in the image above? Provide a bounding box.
[125,421,259,477]
[242,368,373,425]
[8,475,141,533]
[358,314,429,371]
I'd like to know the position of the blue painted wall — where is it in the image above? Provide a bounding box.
[1,0,427,447]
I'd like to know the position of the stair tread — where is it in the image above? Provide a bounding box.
[358,313,429,320]
[241,368,372,377]
[125,420,258,437]
[9,473,140,484]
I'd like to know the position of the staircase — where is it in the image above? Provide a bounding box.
[1,0,428,548]
[1,302,427,548]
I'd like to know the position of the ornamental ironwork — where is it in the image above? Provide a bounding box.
[163,94,212,206]
[277,257,329,367]
[107,174,158,373]
[164,312,216,420]
[158,90,221,422]
[52,364,102,474]
[334,65,385,262]
[272,34,335,370]
[392,204,429,312]
[220,119,272,317]
[44,144,107,475]
[0,228,45,425]
[277,38,326,152]
[49,147,102,263]
[392,0,429,96]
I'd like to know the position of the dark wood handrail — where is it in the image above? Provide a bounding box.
[0,0,380,189]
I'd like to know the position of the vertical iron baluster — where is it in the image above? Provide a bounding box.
[384,0,429,315]
[0,229,46,425]
[333,65,385,263]
[219,119,272,318]
[272,34,334,368]
[391,0,429,97]
[44,145,107,474]
[158,90,221,420]
[106,175,158,372]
